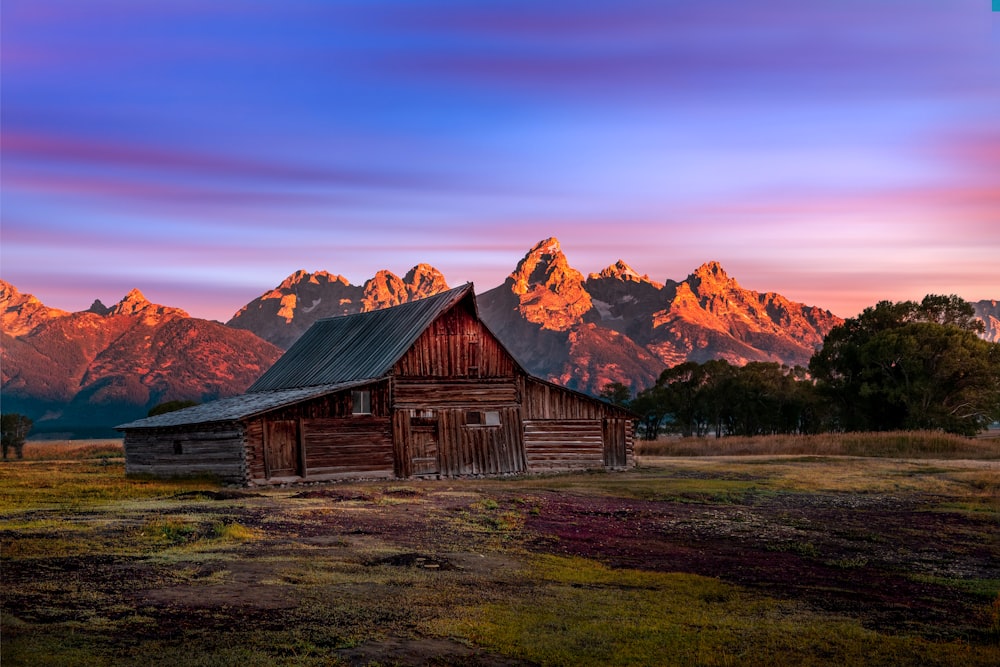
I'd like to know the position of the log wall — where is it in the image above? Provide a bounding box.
[520,377,636,471]
[523,419,604,470]
[602,417,634,468]
[124,422,248,485]
[393,378,518,407]
[302,415,394,478]
[246,381,393,484]
[391,377,525,477]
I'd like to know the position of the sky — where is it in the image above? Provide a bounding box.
[2,0,998,322]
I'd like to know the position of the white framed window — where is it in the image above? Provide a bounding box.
[351,390,371,415]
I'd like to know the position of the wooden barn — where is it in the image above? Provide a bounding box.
[117,284,634,486]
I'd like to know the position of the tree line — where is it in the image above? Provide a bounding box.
[603,295,1000,438]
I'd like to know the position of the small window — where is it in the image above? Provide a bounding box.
[173,441,184,455]
[351,390,371,415]
[466,410,500,426]
[410,409,436,425]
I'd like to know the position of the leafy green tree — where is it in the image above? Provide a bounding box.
[1,413,33,460]
[630,384,672,440]
[810,295,1000,435]
[599,382,632,407]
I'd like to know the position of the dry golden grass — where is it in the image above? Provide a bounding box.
[636,431,1000,459]
[18,439,124,461]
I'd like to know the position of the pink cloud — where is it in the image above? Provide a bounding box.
[2,130,447,190]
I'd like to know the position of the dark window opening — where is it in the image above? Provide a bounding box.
[351,390,371,415]
[466,410,500,427]
[173,441,184,455]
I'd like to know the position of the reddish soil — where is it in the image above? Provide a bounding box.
[521,489,998,641]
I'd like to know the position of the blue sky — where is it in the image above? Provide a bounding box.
[2,0,998,321]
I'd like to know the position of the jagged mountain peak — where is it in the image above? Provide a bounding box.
[361,270,408,312]
[88,299,110,315]
[532,237,562,255]
[108,288,189,321]
[689,260,733,285]
[1,279,71,337]
[589,260,664,288]
[505,238,591,331]
[510,237,580,293]
[276,269,350,292]
[404,263,450,299]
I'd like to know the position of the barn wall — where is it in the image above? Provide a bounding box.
[393,379,518,407]
[302,415,393,478]
[124,422,247,485]
[394,301,517,379]
[523,419,604,470]
[520,377,635,471]
[246,381,394,484]
[602,417,634,469]
[521,377,610,420]
[391,378,525,477]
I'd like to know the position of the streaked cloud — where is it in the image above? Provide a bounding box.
[1,0,997,322]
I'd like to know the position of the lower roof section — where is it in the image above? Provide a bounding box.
[115,380,376,430]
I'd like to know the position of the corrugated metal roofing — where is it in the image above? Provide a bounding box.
[115,381,369,430]
[248,284,474,392]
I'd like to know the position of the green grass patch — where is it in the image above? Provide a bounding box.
[435,554,1000,666]
[0,460,221,511]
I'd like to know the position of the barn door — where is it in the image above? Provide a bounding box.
[409,422,439,476]
[265,419,301,478]
[602,418,627,468]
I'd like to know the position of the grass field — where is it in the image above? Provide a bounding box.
[2,436,998,666]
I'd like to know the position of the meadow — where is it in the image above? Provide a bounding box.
[2,436,998,666]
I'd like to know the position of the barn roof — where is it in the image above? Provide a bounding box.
[248,283,475,392]
[116,381,370,430]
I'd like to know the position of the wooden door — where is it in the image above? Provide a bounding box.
[409,424,439,476]
[602,418,627,468]
[265,419,301,478]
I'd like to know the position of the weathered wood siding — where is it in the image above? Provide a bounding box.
[246,381,393,484]
[393,379,518,407]
[602,417,634,468]
[392,406,525,477]
[124,423,247,485]
[523,419,604,470]
[302,416,393,479]
[520,377,635,471]
[521,377,610,420]
[394,301,516,378]
[392,299,524,476]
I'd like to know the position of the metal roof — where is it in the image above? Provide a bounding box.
[115,381,370,430]
[248,283,475,392]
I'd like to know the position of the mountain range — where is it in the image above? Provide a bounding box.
[2,238,996,436]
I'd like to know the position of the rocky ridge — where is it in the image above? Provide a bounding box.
[477,239,842,393]
[5,239,995,435]
[227,264,451,349]
[1,280,281,436]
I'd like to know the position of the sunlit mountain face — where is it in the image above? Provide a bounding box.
[4,237,995,436]
[1,280,282,437]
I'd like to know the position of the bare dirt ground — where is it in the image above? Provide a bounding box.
[2,457,999,665]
